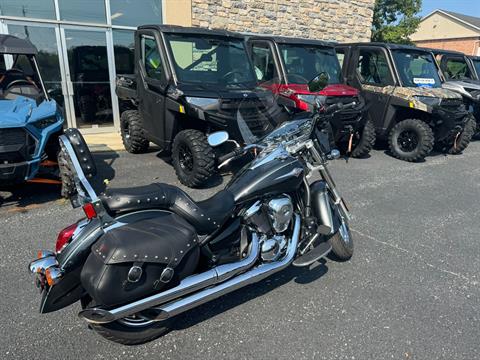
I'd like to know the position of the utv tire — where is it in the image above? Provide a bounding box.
[446,115,476,154]
[350,119,376,158]
[388,119,434,162]
[172,129,216,188]
[329,220,354,261]
[120,110,149,154]
[57,148,76,199]
[79,95,97,123]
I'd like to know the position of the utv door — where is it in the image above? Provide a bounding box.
[136,31,168,146]
[249,40,283,89]
[347,47,396,135]
[439,54,475,81]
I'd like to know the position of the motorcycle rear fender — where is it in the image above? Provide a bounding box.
[40,210,171,313]
[310,180,342,235]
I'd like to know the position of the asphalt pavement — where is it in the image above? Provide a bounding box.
[1,143,479,360]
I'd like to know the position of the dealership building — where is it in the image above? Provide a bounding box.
[0,0,375,134]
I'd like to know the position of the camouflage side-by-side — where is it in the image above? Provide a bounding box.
[362,84,463,112]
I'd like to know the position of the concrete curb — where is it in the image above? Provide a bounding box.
[83,132,125,153]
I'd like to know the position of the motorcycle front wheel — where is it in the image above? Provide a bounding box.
[329,219,354,261]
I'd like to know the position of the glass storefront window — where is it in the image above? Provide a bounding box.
[110,0,161,27]
[59,0,106,24]
[6,24,63,105]
[112,29,134,74]
[0,0,56,20]
[64,29,113,128]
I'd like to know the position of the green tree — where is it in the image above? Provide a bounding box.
[371,0,422,44]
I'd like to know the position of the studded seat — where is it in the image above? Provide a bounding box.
[100,183,235,234]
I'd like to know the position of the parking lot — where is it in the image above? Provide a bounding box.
[1,143,479,360]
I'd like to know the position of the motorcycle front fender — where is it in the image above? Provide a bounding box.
[310,180,343,235]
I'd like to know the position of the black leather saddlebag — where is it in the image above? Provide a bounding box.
[81,212,199,307]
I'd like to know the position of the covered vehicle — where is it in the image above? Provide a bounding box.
[430,49,480,136]
[336,43,475,162]
[246,35,374,157]
[116,25,284,188]
[0,35,78,196]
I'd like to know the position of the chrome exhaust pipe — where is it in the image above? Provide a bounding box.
[79,232,261,324]
[152,214,301,321]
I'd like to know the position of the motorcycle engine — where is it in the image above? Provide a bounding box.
[244,196,293,262]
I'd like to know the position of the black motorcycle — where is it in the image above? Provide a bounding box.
[29,84,355,345]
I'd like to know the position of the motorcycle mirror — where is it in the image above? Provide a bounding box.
[208,131,229,147]
[308,72,329,92]
[328,149,341,160]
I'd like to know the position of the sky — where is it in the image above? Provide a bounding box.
[419,0,480,17]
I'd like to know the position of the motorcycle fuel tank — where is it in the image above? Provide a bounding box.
[226,148,304,204]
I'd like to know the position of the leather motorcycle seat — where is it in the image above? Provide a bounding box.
[100,183,235,234]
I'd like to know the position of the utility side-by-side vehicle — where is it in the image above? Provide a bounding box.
[429,48,480,137]
[116,25,284,188]
[0,35,89,197]
[336,43,475,162]
[246,35,374,158]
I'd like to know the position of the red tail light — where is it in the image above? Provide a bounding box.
[55,223,78,253]
[82,203,97,219]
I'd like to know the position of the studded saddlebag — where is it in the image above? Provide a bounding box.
[80,212,200,307]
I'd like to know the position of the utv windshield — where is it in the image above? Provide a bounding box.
[278,44,342,86]
[165,34,257,89]
[471,58,480,79]
[392,50,442,88]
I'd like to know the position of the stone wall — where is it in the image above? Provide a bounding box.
[191,0,375,42]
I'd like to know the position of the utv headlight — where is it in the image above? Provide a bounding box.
[185,97,219,110]
[413,96,441,107]
[34,117,58,129]
[295,94,317,105]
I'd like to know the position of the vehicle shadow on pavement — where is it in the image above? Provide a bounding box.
[90,151,120,194]
[171,260,329,332]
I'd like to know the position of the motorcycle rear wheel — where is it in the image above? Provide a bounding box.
[82,300,173,345]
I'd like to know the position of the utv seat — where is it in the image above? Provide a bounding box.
[100,183,235,234]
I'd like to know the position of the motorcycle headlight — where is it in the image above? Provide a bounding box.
[413,96,442,107]
[34,116,58,129]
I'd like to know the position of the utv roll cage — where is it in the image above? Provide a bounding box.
[0,34,49,100]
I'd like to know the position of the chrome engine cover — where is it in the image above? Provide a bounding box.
[267,196,293,233]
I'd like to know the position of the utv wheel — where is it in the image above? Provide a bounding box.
[79,95,97,123]
[172,129,216,188]
[388,119,434,162]
[350,119,376,158]
[57,148,76,198]
[120,110,149,154]
[329,219,354,261]
[445,115,476,154]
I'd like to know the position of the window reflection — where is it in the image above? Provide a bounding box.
[110,0,161,27]
[113,30,134,74]
[0,0,55,20]
[59,0,106,24]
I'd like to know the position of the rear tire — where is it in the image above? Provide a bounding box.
[445,115,476,154]
[172,129,215,188]
[120,110,149,154]
[350,119,376,158]
[329,219,354,261]
[57,148,76,199]
[388,119,434,162]
[82,299,173,345]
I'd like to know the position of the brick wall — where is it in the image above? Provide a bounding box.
[414,38,480,56]
[191,0,375,42]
